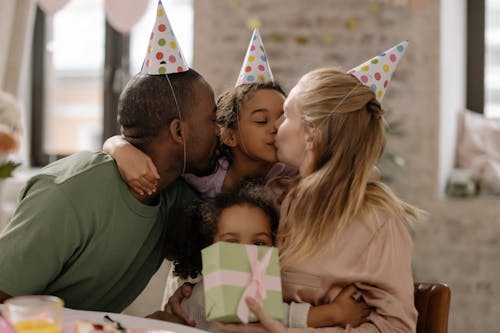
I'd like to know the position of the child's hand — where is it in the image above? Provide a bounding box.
[330,284,371,328]
[166,283,196,327]
[216,297,286,333]
[306,284,371,328]
[103,135,160,195]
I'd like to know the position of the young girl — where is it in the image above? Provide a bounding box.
[219,66,420,332]
[103,80,296,198]
[152,183,369,332]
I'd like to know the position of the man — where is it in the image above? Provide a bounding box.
[0,69,219,312]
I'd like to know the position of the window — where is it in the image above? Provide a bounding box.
[485,0,500,117]
[467,0,500,118]
[31,0,193,166]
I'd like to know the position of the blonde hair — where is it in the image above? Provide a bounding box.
[278,68,419,267]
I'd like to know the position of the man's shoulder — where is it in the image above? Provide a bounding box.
[23,152,119,198]
[161,178,201,207]
[38,151,116,184]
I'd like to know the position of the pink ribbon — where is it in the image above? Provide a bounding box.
[236,246,273,323]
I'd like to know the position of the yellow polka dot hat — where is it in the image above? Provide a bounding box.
[348,41,408,101]
[141,0,189,75]
[235,29,275,87]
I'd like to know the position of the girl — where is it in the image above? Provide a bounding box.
[219,67,420,333]
[103,81,296,198]
[152,183,369,332]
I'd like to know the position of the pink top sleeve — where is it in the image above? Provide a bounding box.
[182,159,229,198]
[266,163,298,181]
[183,160,297,198]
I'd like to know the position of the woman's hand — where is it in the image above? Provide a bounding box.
[216,297,287,333]
[166,283,196,327]
[103,135,160,195]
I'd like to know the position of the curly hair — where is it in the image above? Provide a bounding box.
[164,181,279,279]
[216,82,286,164]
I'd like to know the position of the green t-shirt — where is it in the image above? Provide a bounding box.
[0,152,198,312]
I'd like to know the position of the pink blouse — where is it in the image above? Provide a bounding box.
[281,208,417,332]
[183,158,297,198]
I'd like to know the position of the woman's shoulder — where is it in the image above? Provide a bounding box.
[352,206,414,244]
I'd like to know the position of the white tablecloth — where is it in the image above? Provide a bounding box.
[0,305,209,333]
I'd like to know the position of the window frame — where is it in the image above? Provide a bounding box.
[30,5,128,167]
[467,0,485,114]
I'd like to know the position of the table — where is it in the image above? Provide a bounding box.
[0,305,209,333]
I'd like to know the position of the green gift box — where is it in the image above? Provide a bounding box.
[202,241,283,323]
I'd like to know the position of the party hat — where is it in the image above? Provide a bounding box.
[142,0,189,75]
[235,29,274,86]
[348,41,408,101]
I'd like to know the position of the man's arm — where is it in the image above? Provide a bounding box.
[0,289,11,303]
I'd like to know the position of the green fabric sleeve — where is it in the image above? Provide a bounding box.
[0,177,80,296]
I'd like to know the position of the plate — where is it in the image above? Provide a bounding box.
[62,308,209,332]
[0,305,208,333]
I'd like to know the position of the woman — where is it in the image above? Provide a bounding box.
[218,67,420,333]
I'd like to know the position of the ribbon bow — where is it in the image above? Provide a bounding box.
[236,246,273,323]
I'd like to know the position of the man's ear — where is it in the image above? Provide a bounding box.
[169,118,184,144]
[220,127,237,147]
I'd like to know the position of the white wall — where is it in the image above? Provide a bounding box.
[439,0,466,195]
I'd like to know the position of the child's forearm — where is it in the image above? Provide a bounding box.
[102,135,126,156]
[307,303,343,328]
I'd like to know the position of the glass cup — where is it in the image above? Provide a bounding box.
[3,295,64,333]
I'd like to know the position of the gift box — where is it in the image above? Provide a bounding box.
[202,241,283,323]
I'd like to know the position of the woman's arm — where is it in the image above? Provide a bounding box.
[167,283,369,329]
[305,285,370,328]
[218,297,372,333]
[103,135,159,195]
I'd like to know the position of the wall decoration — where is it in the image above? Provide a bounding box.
[37,0,150,34]
[105,0,149,34]
[38,0,70,15]
[270,33,285,43]
[345,18,360,31]
[295,35,309,45]
[246,17,262,29]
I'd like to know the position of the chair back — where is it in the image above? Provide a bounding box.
[414,282,451,333]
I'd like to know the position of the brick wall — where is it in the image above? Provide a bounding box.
[193,1,500,332]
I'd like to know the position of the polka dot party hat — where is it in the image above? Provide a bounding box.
[141,0,189,75]
[235,29,275,87]
[348,40,408,101]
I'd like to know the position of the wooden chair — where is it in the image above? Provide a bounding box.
[414,282,451,333]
